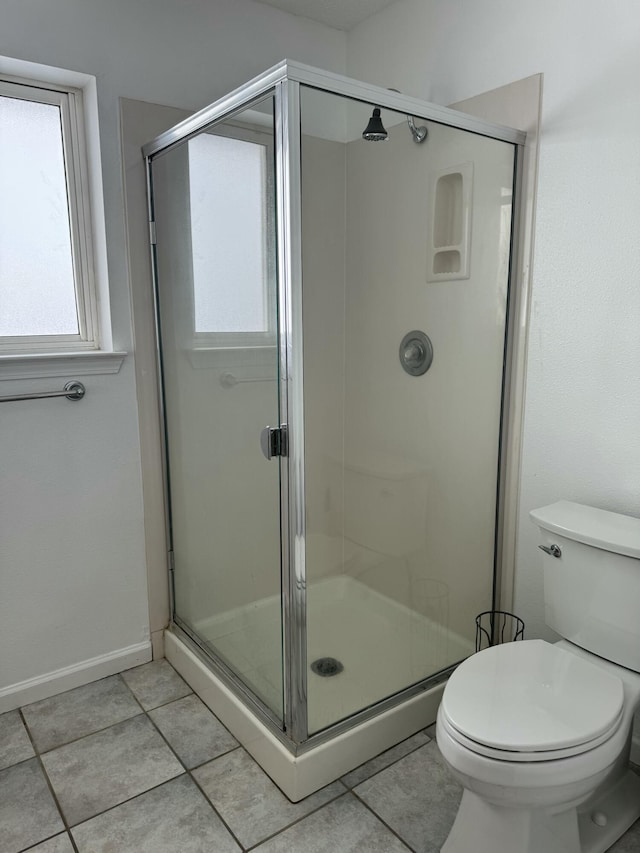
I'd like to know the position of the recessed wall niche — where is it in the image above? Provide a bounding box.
[427,161,473,281]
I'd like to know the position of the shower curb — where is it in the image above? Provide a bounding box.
[165,629,445,801]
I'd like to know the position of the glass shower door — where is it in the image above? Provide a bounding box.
[299,85,516,734]
[149,96,285,722]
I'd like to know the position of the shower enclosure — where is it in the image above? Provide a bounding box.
[143,61,524,798]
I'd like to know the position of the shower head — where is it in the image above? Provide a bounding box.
[362,103,428,144]
[362,107,388,141]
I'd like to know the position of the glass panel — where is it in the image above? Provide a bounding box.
[0,95,78,336]
[151,96,283,721]
[300,86,515,734]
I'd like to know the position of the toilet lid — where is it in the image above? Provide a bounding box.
[442,640,624,753]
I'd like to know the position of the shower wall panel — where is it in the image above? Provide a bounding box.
[343,122,514,639]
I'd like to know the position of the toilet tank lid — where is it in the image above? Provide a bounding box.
[530,501,640,559]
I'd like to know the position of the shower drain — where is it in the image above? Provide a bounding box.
[310,657,344,677]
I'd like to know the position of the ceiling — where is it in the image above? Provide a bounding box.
[253,0,399,31]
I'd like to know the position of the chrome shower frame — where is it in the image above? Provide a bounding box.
[143,59,526,757]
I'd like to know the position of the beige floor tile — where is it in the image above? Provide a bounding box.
[253,793,411,852]
[355,740,462,853]
[341,730,430,788]
[0,709,35,770]
[193,747,345,848]
[121,659,191,710]
[72,774,240,852]
[22,675,141,752]
[0,758,65,853]
[42,715,183,826]
[149,693,238,768]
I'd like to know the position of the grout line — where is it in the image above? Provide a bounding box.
[242,786,350,851]
[20,672,147,753]
[340,731,432,789]
[19,831,77,853]
[137,689,194,712]
[145,688,237,743]
[185,764,247,850]
[19,706,81,853]
[66,773,191,831]
[117,670,149,713]
[350,788,416,852]
[0,753,37,771]
[118,667,194,713]
[142,705,246,850]
[24,711,146,756]
[186,741,241,772]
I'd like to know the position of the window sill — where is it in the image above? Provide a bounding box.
[0,351,127,381]
[186,345,276,370]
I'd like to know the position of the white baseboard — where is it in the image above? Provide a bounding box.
[0,641,152,713]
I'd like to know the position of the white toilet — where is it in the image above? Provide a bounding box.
[436,500,640,853]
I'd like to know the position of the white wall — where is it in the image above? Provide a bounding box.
[348,0,640,641]
[0,0,345,708]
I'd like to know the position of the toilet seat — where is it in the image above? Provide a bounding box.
[441,640,625,762]
[439,704,623,762]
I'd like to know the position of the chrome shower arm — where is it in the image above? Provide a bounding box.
[407,114,428,143]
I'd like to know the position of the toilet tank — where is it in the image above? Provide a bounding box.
[530,501,640,672]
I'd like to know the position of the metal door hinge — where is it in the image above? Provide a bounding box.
[149,220,157,245]
[260,425,288,460]
[169,550,175,572]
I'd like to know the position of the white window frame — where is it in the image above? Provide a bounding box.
[188,119,277,355]
[0,76,99,353]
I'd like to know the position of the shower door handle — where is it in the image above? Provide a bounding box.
[260,425,288,460]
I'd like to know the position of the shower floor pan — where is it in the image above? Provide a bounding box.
[195,574,471,733]
[165,575,473,799]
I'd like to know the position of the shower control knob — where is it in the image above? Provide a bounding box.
[399,331,433,376]
[404,342,425,365]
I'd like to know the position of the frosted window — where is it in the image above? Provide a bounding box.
[188,133,268,334]
[0,95,79,336]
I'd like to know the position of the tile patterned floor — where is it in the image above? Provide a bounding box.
[1,660,639,852]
